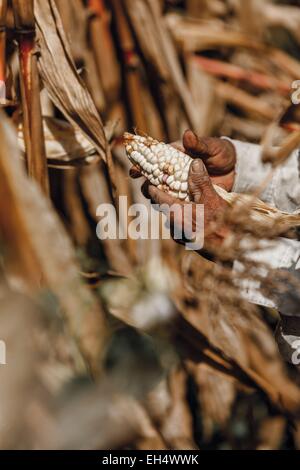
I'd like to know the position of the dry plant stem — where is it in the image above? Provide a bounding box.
[110,0,148,133]
[165,13,262,52]
[88,0,120,103]
[35,0,118,204]
[187,0,207,17]
[12,0,49,195]
[269,48,300,79]
[55,0,106,111]
[216,81,276,121]
[146,0,198,130]
[262,129,300,166]
[0,1,7,85]
[0,32,4,83]
[194,56,290,96]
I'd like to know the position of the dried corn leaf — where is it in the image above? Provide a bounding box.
[160,368,197,450]
[0,111,107,377]
[0,288,42,449]
[165,13,262,52]
[191,363,236,437]
[175,304,300,417]
[38,383,166,450]
[256,417,286,450]
[34,0,105,158]
[18,116,99,168]
[34,0,117,195]
[79,165,133,275]
[125,0,198,130]
[55,0,106,111]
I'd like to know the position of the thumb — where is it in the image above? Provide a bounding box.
[188,159,215,204]
[183,130,210,157]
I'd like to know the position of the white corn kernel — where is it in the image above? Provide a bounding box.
[149,155,157,164]
[174,181,181,191]
[181,171,188,182]
[166,175,174,185]
[181,182,188,192]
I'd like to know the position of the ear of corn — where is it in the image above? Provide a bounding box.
[124,132,191,201]
[124,132,300,230]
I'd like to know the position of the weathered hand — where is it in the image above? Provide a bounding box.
[178,130,236,192]
[130,130,236,192]
[141,159,229,253]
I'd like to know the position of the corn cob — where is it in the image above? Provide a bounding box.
[124,132,300,230]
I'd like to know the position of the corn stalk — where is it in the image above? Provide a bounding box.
[0,0,7,93]
[88,0,120,104]
[110,0,148,133]
[12,0,49,195]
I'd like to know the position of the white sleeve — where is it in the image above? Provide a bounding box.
[222,138,300,362]
[233,237,300,364]
[226,139,300,213]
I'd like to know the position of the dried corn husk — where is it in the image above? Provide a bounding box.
[18,117,99,168]
[34,0,117,199]
[0,110,108,378]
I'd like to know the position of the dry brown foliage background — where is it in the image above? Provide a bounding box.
[0,0,300,450]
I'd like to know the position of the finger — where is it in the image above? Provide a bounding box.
[167,205,196,246]
[148,185,182,207]
[188,159,216,204]
[183,130,210,158]
[129,166,142,178]
[170,141,185,152]
[141,180,152,199]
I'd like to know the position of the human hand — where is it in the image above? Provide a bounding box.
[177,130,236,192]
[141,158,229,253]
[130,130,236,192]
